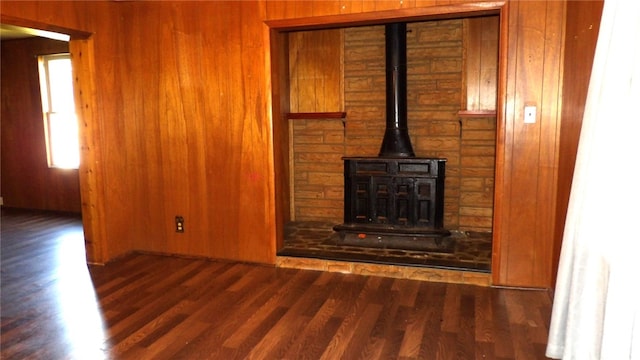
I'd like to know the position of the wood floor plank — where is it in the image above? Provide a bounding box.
[168,268,297,359]
[221,270,320,350]
[318,276,382,359]
[339,302,384,360]
[492,291,517,358]
[1,208,554,359]
[457,289,477,359]
[475,286,495,343]
[244,279,336,359]
[369,280,402,339]
[280,279,349,360]
[398,284,432,358]
[415,282,447,358]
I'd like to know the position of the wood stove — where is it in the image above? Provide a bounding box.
[333,22,451,251]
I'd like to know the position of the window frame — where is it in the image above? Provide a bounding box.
[37,53,80,170]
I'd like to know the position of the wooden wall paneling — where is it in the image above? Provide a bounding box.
[238,1,276,263]
[464,18,482,110]
[85,1,159,259]
[3,1,279,264]
[293,1,315,18]
[534,0,565,288]
[101,1,272,262]
[288,32,301,113]
[174,1,241,259]
[264,3,503,31]
[414,0,438,8]
[417,0,477,6]
[464,16,498,111]
[235,0,278,263]
[356,1,378,13]
[98,1,276,263]
[552,0,603,287]
[491,1,510,287]
[266,1,342,20]
[270,29,292,251]
[202,3,237,258]
[264,1,287,21]
[494,0,565,287]
[290,32,312,111]
[274,0,317,18]
[132,3,165,255]
[288,29,343,113]
[197,5,237,258]
[289,31,322,112]
[69,4,118,263]
[369,1,407,12]
[162,3,209,257]
[313,30,330,111]
[69,37,108,264]
[479,16,499,110]
[311,1,342,17]
[97,2,155,259]
[193,20,219,258]
[498,0,544,286]
[157,3,195,256]
[339,1,364,15]
[2,40,43,207]
[327,30,345,111]
[215,1,247,259]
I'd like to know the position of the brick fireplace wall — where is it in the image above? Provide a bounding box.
[458,116,496,230]
[291,118,345,221]
[291,19,495,232]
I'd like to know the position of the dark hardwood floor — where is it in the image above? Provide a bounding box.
[1,208,553,359]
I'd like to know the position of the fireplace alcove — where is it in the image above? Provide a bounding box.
[269,8,500,274]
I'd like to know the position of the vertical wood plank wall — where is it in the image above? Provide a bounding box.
[270,30,291,252]
[2,1,277,264]
[494,0,565,287]
[0,0,594,288]
[464,16,499,111]
[288,29,343,113]
[552,0,603,286]
[1,37,82,213]
[69,36,109,264]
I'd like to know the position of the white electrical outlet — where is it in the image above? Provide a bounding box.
[524,105,537,124]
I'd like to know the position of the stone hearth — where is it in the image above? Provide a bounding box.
[278,221,491,272]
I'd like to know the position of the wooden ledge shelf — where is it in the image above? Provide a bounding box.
[286,112,346,120]
[457,110,497,118]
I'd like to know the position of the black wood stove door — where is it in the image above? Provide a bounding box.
[342,157,445,230]
[347,175,439,227]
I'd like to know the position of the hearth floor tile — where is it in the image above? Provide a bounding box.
[278,221,492,273]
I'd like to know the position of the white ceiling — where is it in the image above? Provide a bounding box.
[1,24,69,41]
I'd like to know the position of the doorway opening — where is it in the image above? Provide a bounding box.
[1,18,98,263]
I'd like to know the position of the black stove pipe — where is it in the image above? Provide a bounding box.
[378,22,415,158]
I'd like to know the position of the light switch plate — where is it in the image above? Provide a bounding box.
[524,106,536,124]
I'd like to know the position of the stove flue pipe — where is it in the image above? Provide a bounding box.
[378,22,415,158]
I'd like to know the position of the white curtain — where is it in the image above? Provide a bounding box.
[546,0,640,359]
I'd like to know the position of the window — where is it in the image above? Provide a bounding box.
[38,53,80,169]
